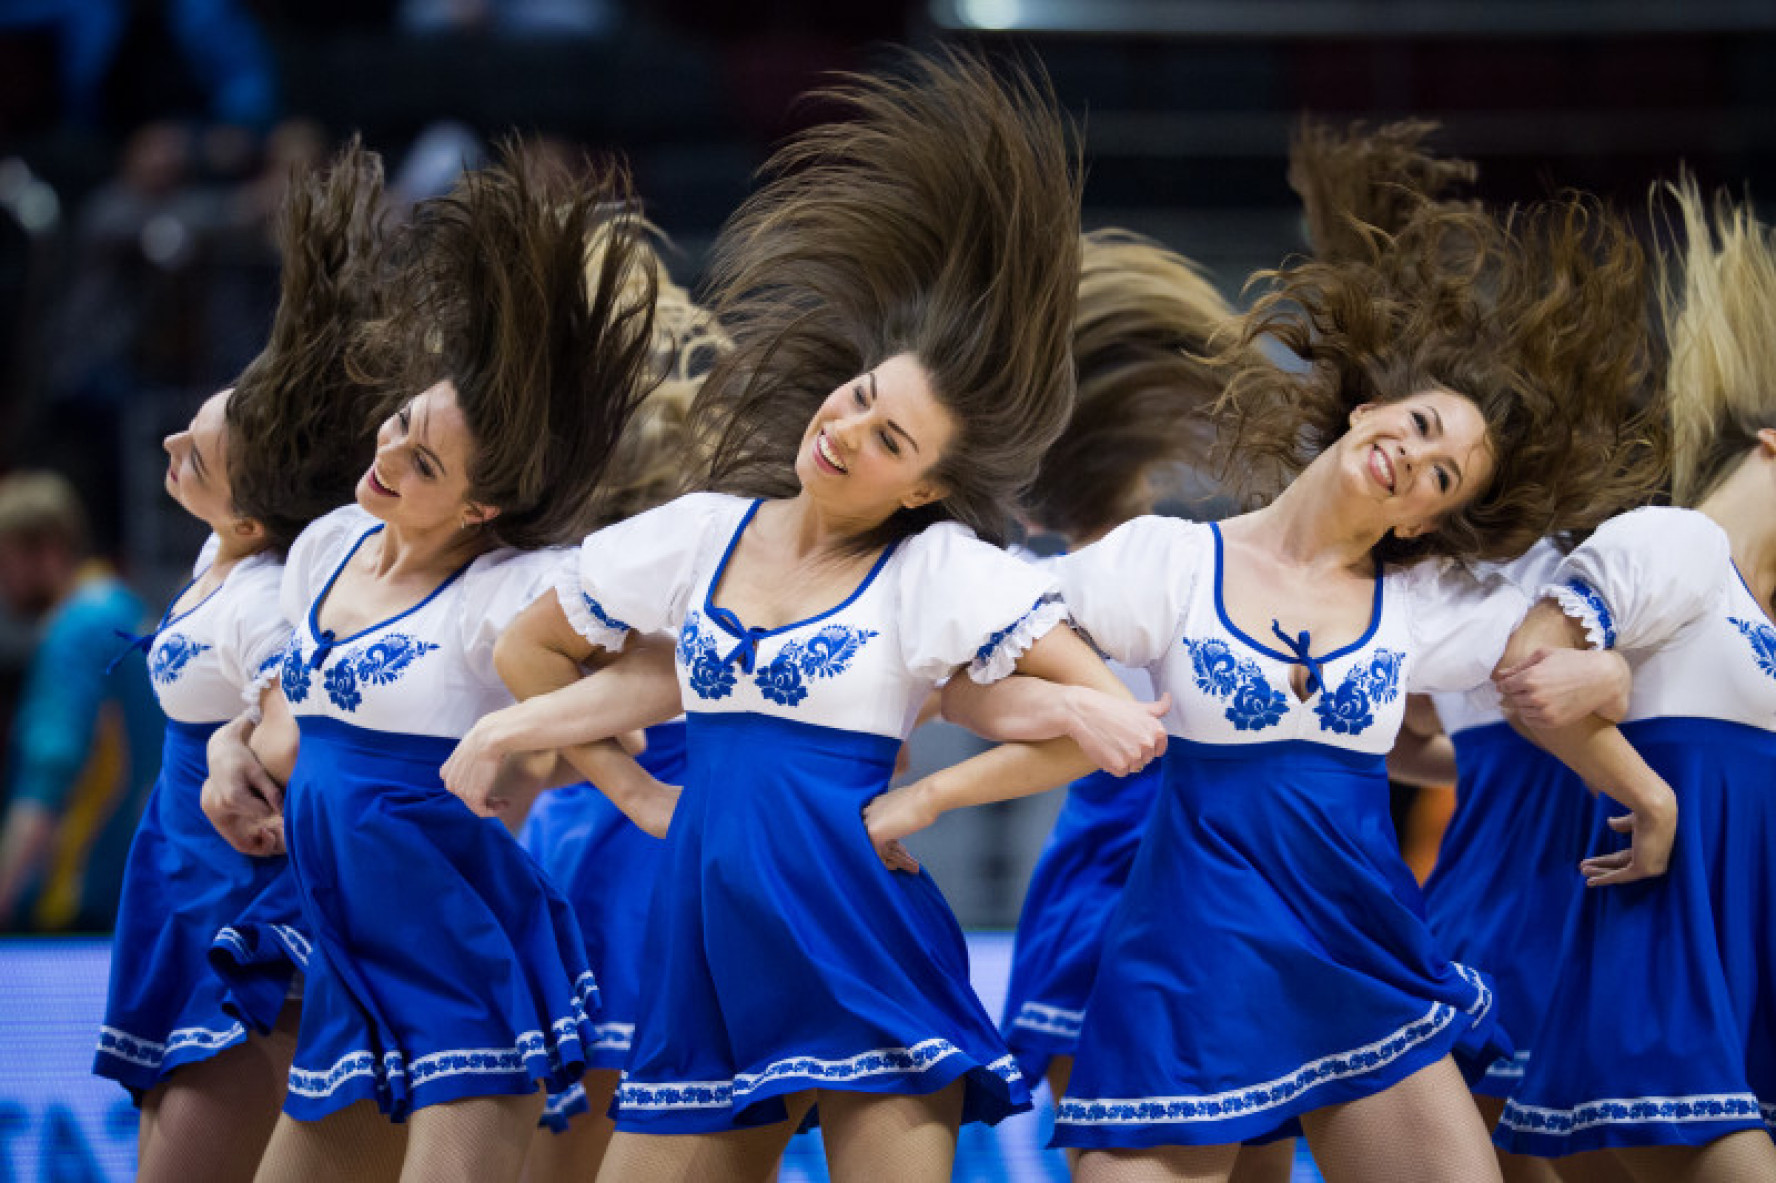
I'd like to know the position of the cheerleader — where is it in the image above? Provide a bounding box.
[445,50,1167,1182]
[867,194,1670,1181]
[93,142,383,1182]
[1492,180,1776,1179]
[204,148,660,1181]
[520,248,729,1181]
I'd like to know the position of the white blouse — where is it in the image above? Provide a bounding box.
[147,535,290,725]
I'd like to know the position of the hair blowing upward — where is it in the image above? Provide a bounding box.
[691,48,1083,548]
[225,138,388,554]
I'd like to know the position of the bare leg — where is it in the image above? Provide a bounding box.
[594,1092,811,1183]
[254,1100,407,1183]
[399,1091,545,1183]
[523,1071,620,1183]
[1300,1056,1501,1183]
[1473,1093,1566,1183]
[1077,1145,1241,1182]
[820,1081,965,1183]
[1617,1132,1776,1183]
[1231,1138,1298,1183]
[137,1002,300,1183]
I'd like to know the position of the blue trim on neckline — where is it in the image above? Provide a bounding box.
[701,499,903,646]
[1208,521,1384,673]
[307,523,476,649]
[157,565,226,632]
[1730,559,1776,630]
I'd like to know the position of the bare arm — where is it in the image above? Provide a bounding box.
[1493,600,1676,885]
[942,651,1172,777]
[864,627,1164,869]
[1387,694,1458,788]
[201,685,295,858]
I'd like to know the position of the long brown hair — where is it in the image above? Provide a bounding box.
[1289,119,1477,266]
[358,144,660,549]
[690,48,1083,549]
[1213,196,1668,563]
[1025,230,1241,542]
[225,138,387,554]
[1656,176,1776,507]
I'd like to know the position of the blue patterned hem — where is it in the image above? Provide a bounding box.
[617,1041,1024,1113]
[96,1022,248,1073]
[1059,964,1493,1130]
[1484,1049,1531,1081]
[1550,579,1617,649]
[1010,1002,1085,1040]
[1500,1093,1773,1140]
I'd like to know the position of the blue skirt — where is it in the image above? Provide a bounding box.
[1054,739,1511,1150]
[95,721,306,1097]
[263,716,597,1122]
[613,711,1029,1135]
[1000,763,1160,1085]
[523,722,684,1130]
[1497,717,1776,1156]
[1421,723,1602,1098]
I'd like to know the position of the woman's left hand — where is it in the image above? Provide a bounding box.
[1495,647,1632,729]
[442,710,517,813]
[863,782,936,874]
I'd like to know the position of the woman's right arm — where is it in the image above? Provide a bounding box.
[202,685,296,857]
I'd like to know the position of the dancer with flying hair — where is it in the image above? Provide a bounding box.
[203,146,660,1182]
[866,191,1671,1181]
[1492,178,1776,1182]
[92,140,384,1183]
[442,49,1169,1181]
[518,239,730,1183]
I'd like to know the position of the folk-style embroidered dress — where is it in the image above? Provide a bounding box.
[1050,518,1520,1149]
[1420,539,1606,1099]
[248,505,597,1122]
[999,620,1163,1087]
[95,537,298,1095]
[522,719,685,1131]
[559,492,1060,1134]
[1496,507,1776,1155]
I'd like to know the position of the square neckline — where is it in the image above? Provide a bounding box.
[701,498,902,646]
[307,523,477,649]
[1208,521,1385,703]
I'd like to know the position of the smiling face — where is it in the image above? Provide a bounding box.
[1338,389,1496,540]
[356,380,495,534]
[164,388,241,531]
[793,352,958,524]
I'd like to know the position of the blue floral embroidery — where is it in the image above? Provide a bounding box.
[974,598,1046,666]
[1500,1094,1766,1140]
[1314,648,1405,735]
[302,632,441,712]
[1182,637,1288,731]
[750,624,880,707]
[677,612,736,700]
[148,632,211,685]
[280,638,312,704]
[1729,617,1776,680]
[581,593,630,635]
[1562,579,1617,649]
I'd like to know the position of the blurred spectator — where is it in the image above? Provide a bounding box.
[0,472,161,933]
[398,0,619,38]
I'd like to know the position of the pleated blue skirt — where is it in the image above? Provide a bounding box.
[612,711,1029,1135]
[1421,722,1602,1097]
[268,716,598,1122]
[1054,739,1510,1150]
[1000,763,1160,1086]
[523,722,683,1130]
[95,721,306,1097]
[1497,717,1776,1156]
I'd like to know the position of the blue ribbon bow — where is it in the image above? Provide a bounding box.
[308,629,339,670]
[106,628,156,676]
[1269,621,1327,697]
[706,604,767,673]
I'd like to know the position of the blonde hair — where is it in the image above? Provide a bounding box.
[1025,229,1240,540]
[0,471,87,553]
[1657,176,1776,506]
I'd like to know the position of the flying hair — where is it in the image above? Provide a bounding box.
[1289,119,1477,266]
[225,137,387,554]
[1655,175,1776,507]
[690,47,1083,550]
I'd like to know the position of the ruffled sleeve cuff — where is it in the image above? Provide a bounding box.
[1546,578,1617,650]
[967,596,1068,685]
[555,571,633,652]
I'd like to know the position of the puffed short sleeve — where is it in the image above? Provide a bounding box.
[458,547,573,688]
[279,504,377,625]
[1051,516,1209,671]
[1544,506,1730,652]
[558,492,745,651]
[212,554,293,709]
[1403,558,1531,695]
[895,522,1065,684]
